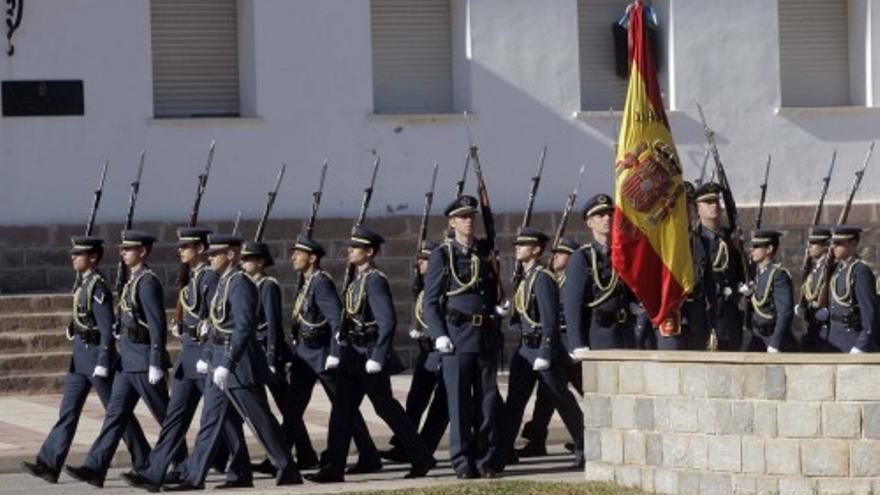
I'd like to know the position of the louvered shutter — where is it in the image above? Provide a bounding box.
[778,0,850,107]
[371,0,453,114]
[151,0,240,118]
[578,0,630,111]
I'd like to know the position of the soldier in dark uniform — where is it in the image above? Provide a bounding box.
[695,183,747,351]
[286,234,382,473]
[140,234,301,491]
[306,227,436,483]
[22,236,150,484]
[743,229,794,352]
[239,241,301,475]
[563,194,636,351]
[826,226,877,353]
[382,240,449,462]
[795,226,832,351]
[66,230,185,487]
[518,237,582,458]
[121,228,250,490]
[493,228,585,471]
[423,196,504,479]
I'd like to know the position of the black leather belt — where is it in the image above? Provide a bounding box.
[74,327,101,345]
[593,308,628,327]
[521,332,542,349]
[753,322,775,337]
[446,308,492,328]
[831,313,862,331]
[300,329,328,349]
[181,324,199,339]
[211,331,231,346]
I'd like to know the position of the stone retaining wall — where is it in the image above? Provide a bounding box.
[577,351,880,495]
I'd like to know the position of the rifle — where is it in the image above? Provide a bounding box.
[337,153,381,341]
[455,152,470,199]
[816,142,875,308]
[412,163,439,297]
[173,141,216,326]
[304,160,329,237]
[231,210,242,236]
[551,165,586,251]
[511,145,548,287]
[697,104,753,338]
[85,160,109,236]
[254,165,286,242]
[797,151,836,309]
[469,145,505,305]
[755,154,771,229]
[114,151,146,297]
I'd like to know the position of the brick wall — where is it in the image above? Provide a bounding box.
[578,351,880,495]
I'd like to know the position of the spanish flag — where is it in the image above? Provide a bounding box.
[611,1,694,329]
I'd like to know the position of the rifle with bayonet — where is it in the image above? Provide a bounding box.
[797,150,836,310]
[231,210,242,236]
[816,142,875,308]
[697,104,753,336]
[413,163,439,296]
[551,165,586,251]
[73,161,109,291]
[755,155,771,229]
[337,153,381,342]
[254,165,286,242]
[696,148,710,188]
[304,160,329,237]
[173,141,216,327]
[114,151,146,297]
[511,145,548,288]
[455,153,470,199]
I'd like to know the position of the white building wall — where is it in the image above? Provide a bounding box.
[1,0,879,225]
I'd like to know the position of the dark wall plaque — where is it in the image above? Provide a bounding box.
[2,80,85,116]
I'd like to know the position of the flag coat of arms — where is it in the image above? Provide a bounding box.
[611,1,694,329]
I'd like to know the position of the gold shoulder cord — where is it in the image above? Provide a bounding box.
[514,269,542,327]
[712,239,730,273]
[831,260,863,308]
[119,271,150,328]
[801,267,825,304]
[587,247,619,309]
[345,270,370,316]
[179,267,202,316]
[210,272,242,332]
[293,271,328,328]
[557,272,567,290]
[72,275,102,330]
[415,290,427,329]
[443,240,480,296]
[751,265,780,320]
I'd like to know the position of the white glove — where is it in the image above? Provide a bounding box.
[198,321,211,338]
[435,335,454,354]
[495,300,511,317]
[324,355,340,370]
[737,283,753,297]
[766,346,779,354]
[170,322,181,338]
[532,357,551,371]
[571,346,590,358]
[148,365,164,385]
[92,365,109,378]
[850,347,864,354]
[213,366,230,390]
[722,286,733,298]
[269,366,276,374]
[409,328,423,340]
[196,359,209,374]
[814,307,830,322]
[365,359,382,374]
[794,304,805,318]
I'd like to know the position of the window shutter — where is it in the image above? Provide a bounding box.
[151,0,240,118]
[578,0,631,111]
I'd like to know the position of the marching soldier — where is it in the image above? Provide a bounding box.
[239,241,301,475]
[383,240,449,462]
[143,234,301,491]
[518,237,582,457]
[494,228,584,471]
[563,194,636,351]
[307,226,435,482]
[66,230,184,487]
[796,226,832,351]
[286,234,382,473]
[744,230,794,352]
[22,236,150,484]
[121,228,250,490]
[826,226,877,353]
[423,196,504,479]
[695,183,747,351]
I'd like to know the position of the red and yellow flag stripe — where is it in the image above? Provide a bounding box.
[611,1,694,328]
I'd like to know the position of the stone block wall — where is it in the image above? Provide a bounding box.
[579,351,880,495]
